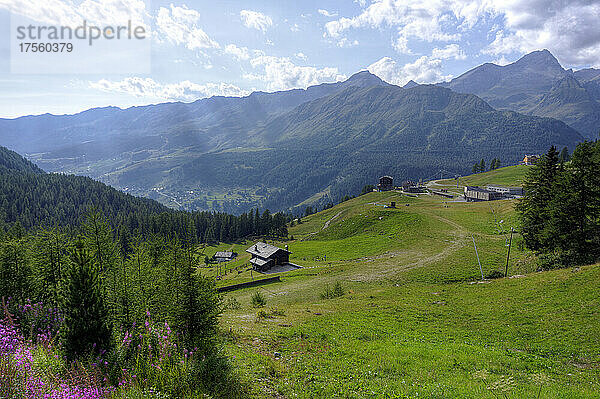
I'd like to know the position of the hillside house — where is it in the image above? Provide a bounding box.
[521,155,539,165]
[377,176,394,191]
[246,242,291,272]
[214,251,237,262]
[464,186,504,201]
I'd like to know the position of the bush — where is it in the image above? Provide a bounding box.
[538,250,577,270]
[270,308,285,316]
[224,296,241,310]
[256,310,268,319]
[485,270,505,279]
[320,281,345,300]
[251,291,266,308]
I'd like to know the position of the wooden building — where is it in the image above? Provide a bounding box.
[246,242,291,272]
[214,251,237,262]
[377,176,394,191]
[464,186,504,201]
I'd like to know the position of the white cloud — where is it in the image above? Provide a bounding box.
[295,52,308,61]
[324,0,600,66]
[325,0,460,54]
[367,55,452,86]
[431,44,466,60]
[240,10,273,33]
[492,55,512,66]
[224,44,250,60]
[480,0,600,66]
[290,23,300,32]
[89,77,249,101]
[337,38,360,48]
[155,4,218,50]
[318,9,338,18]
[247,55,346,91]
[0,0,149,27]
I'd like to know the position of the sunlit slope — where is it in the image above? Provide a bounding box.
[215,190,599,398]
[204,190,527,289]
[431,164,529,195]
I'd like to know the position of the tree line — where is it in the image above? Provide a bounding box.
[0,171,289,243]
[472,158,501,173]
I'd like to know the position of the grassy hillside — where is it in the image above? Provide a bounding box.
[430,165,529,196]
[209,189,600,398]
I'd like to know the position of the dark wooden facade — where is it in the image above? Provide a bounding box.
[377,176,394,191]
[246,242,291,272]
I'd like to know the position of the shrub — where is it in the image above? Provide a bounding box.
[270,308,285,316]
[251,291,266,308]
[538,250,579,270]
[256,310,268,319]
[485,270,505,279]
[320,281,345,300]
[224,296,241,310]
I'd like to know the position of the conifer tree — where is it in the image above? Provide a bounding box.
[31,229,67,306]
[60,239,111,361]
[517,146,560,252]
[559,146,570,163]
[547,142,600,265]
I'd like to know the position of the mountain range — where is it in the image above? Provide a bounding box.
[0,49,594,213]
[442,49,600,140]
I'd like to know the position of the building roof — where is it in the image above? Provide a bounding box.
[214,251,235,258]
[246,242,290,258]
[465,186,495,193]
[249,257,272,267]
[486,185,522,190]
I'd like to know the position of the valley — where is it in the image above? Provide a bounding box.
[1,50,594,214]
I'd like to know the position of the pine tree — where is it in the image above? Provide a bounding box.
[31,229,68,306]
[517,146,560,252]
[489,158,501,170]
[559,146,570,163]
[0,237,30,303]
[547,141,600,266]
[60,239,111,361]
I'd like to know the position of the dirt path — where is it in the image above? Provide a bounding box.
[300,211,344,241]
[322,211,343,230]
[351,210,471,281]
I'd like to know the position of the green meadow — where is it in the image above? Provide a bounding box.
[207,166,598,398]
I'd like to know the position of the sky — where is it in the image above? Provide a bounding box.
[1,0,599,118]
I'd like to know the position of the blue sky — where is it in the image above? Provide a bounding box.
[1,0,599,118]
